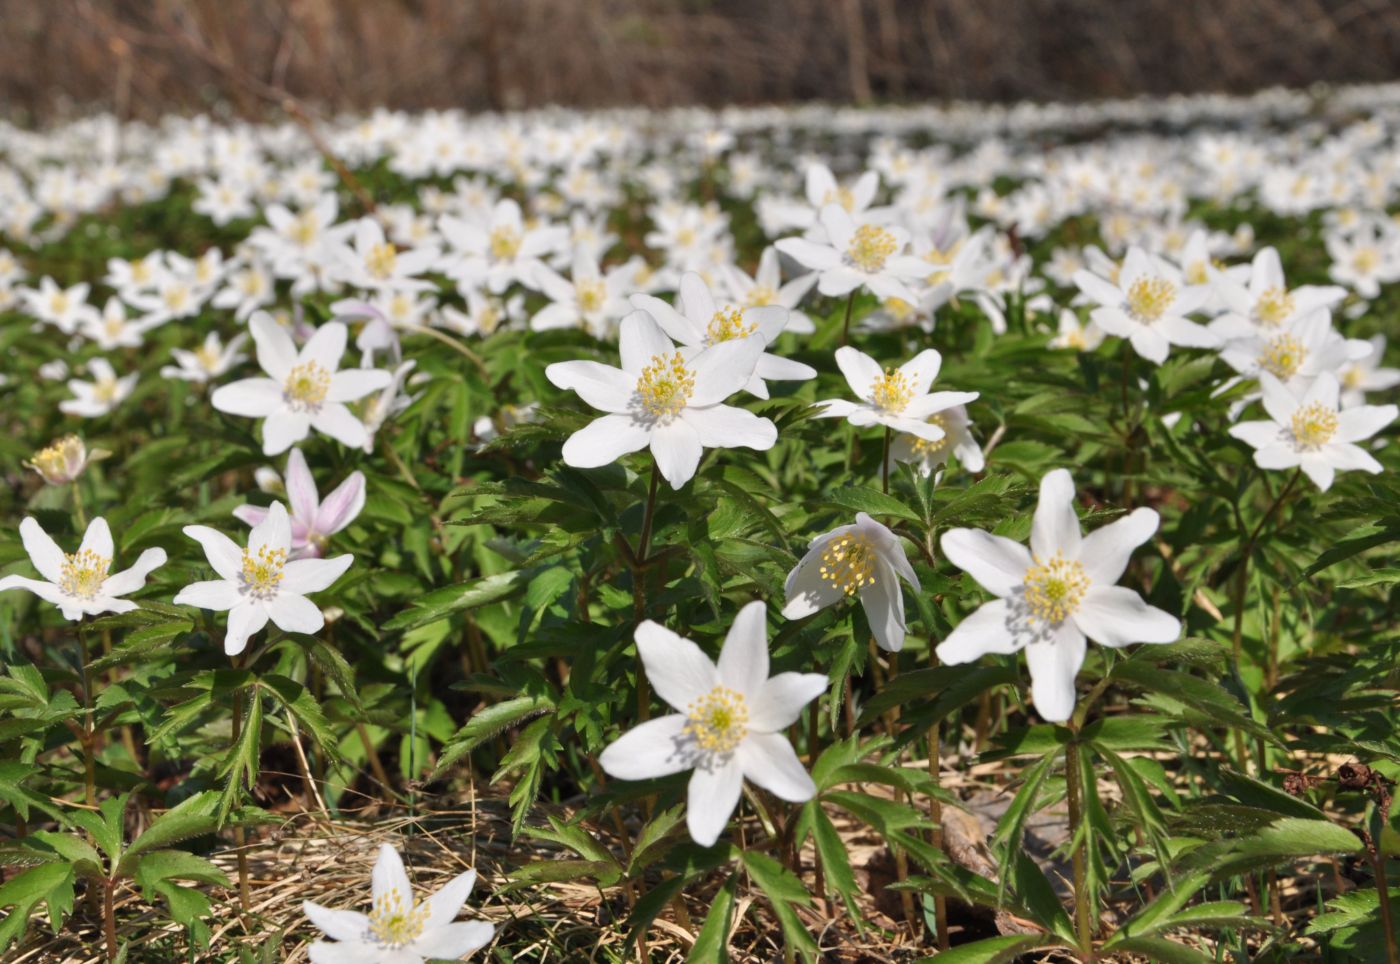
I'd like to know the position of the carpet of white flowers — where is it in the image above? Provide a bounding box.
[1,83,1399,963]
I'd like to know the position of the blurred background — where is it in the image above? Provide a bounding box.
[3,0,1400,121]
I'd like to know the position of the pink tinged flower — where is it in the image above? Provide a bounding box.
[0,517,166,621]
[233,448,365,559]
[630,271,816,400]
[544,310,776,490]
[815,346,979,442]
[1228,372,1397,492]
[302,843,494,964]
[173,501,353,656]
[210,312,392,455]
[782,512,920,653]
[599,601,827,846]
[936,469,1181,723]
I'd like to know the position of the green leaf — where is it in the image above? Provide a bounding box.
[0,862,75,952]
[432,694,553,778]
[1110,661,1277,744]
[990,750,1057,903]
[685,873,738,963]
[740,851,817,963]
[911,934,1053,963]
[805,802,860,918]
[823,486,922,524]
[259,674,343,764]
[383,569,533,632]
[119,792,221,873]
[1104,937,1217,964]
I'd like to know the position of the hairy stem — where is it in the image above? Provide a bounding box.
[840,291,855,346]
[229,681,252,916]
[927,644,949,950]
[1065,738,1096,959]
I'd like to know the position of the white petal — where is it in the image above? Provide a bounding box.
[423,870,477,930]
[182,525,243,580]
[739,732,816,802]
[281,555,353,595]
[1024,623,1086,723]
[302,901,369,942]
[78,517,114,562]
[267,593,325,635]
[680,406,777,451]
[225,603,269,655]
[860,565,906,652]
[936,598,1023,663]
[619,311,675,373]
[325,369,392,403]
[250,501,292,555]
[211,378,283,417]
[717,600,769,700]
[172,579,241,612]
[599,714,694,781]
[19,517,66,583]
[544,360,634,414]
[649,419,703,490]
[1079,508,1159,586]
[940,528,1031,597]
[897,349,943,397]
[834,346,881,399]
[1336,404,1397,443]
[250,312,296,380]
[371,844,414,908]
[310,404,371,449]
[284,448,319,522]
[750,672,827,732]
[410,921,495,959]
[300,322,348,372]
[561,413,652,468]
[100,548,166,598]
[1031,469,1082,561]
[262,411,312,454]
[1074,586,1180,648]
[688,337,763,406]
[635,621,718,711]
[686,758,743,846]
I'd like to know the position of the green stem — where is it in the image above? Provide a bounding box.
[77,624,96,809]
[228,655,252,916]
[398,321,492,382]
[634,455,662,725]
[840,291,855,346]
[881,426,891,494]
[72,483,88,530]
[1064,737,1096,959]
[927,643,949,951]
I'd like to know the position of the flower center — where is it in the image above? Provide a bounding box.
[634,352,694,420]
[94,378,119,404]
[366,242,398,279]
[909,415,949,456]
[1341,365,1364,389]
[1353,248,1379,274]
[823,186,856,211]
[684,685,749,754]
[576,278,606,313]
[1259,333,1306,379]
[745,284,776,307]
[51,293,70,315]
[884,297,915,322]
[292,212,319,247]
[870,367,915,414]
[489,226,522,261]
[131,260,152,284]
[239,545,287,599]
[1023,552,1089,625]
[1125,277,1176,323]
[368,886,428,949]
[1254,287,1295,326]
[819,534,877,596]
[60,549,110,599]
[845,224,898,273]
[1185,260,1209,285]
[163,284,190,311]
[1290,401,1338,449]
[28,435,84,483]
[196,344,222,372]
[706,307,756,344]
[284,361,330,411]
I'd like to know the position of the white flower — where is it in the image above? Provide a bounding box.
[888,403,984,477]
[1049,308,1105,352]
[721,246,817,334]
[1073,247,1218,364]
[1338,335,1400,408]
[23,435,108,485]
[775,204,927,303]
[211,312,391,455]
[60,358,137,418]
[161,331,249,384]
[599,601,827,846]
[20,277,97,333]
[0,517,166,621]
[1210,246,1346,339]
[782,513,920,652]
[234,448,365,559]
[544,310,775,489]
[529,248,634,339]
[1228,372,1397,491]
[173,501,352,655]
[631,272,816,399]
[1217,308,1369,394]
[937,469,1181,722]
[302,843,493,964]
[815,346,978,443]
[333,217,440,293]
[439,198,567,294]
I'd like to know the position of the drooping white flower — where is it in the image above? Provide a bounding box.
[302,843,494,964]
[0,517,166,621]
[815,346,978,443]
[937,469,1181,722]
[173,501,352,655]
[1073,247,1218,364]
[211,312,391,455]
[599,601,827,846]
[631,272,816,399]
[23,435,108,485]
[544,310,775,489]
[1228,372,1397,492]
[782,513,920,652]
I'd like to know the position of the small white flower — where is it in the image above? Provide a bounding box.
[173,502,352,655]
[1073,247,1218,364]
[599,601,827,846]
[937,469,1181,722]
[1049,308,1105,352]
[161,331,249,384]
[815,346,978,443]
[211,312,391,455]
[60,358,137,418]
[0,517,166,621]
[302,843,494,963]
[888,403,984,477]
[1228,372,1397,492]
[775,204,927,303]
[545,310,775,489]
[1337,334,1400,408]
[782,513,920,652]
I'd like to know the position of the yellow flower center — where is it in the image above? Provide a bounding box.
[284,361,330,410]
[27,435,84,483]
[51,293,70,315]
[819,534,878,596]
[131,260,152,284]
[1125,277,1176,323]
[1290,401,1338,449]
[745,284,776,307]
[1185,260,1209,285]
[576,278,606,313]
[239,545,287,599]
[823,186,856,211]
[909,415,949,457]
[489,226,522,261]
[368,886,428,949]
[1259,333,1306,379]
[1353,248,1379,274]
[163,284,190,311]
[884,297,914,322]
[94,378,119,404]
[366,242,398,279]
[291,212,319,247]
[60,549,110,599]
[845,224,898,273]
[635,352,694,420]
[1254,287,1295,327]
[478,304,501,335]
[1342,365,1364,390]
[684,685,749,754]
[1023,552,1089,625]
[706,307,756,344]
[195,344,222,372]
[870,367,915,414]
[240,271,266,296]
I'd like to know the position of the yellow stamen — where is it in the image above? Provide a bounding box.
[870,367,915,414]
[60,549,110,599]
[684,686,749,754]
[368,886,428,949]
[1259,333,1306,380]
[706,307,756,344]
[284,361,330,410]
[489,226,522,260]
[576,278,606,314]
[366,242,398,279]
[845,224,898,273]
[1023,552,1089,625]
[1254,287,1295,327]
[635,352,694,419]
[1125,277,1176,323]
[239,545,287,599]
[819,534,877,596]
[1291,401,1338,449]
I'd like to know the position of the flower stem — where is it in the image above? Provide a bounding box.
[398,321,492,382]
[840,291,855,346]
[927,644,949,950]
[102,878,117,960]
[76,624,96,809]
[228,672,252,916]
[1064,736,1096,960]
[881,426,891,494]
[631,455,663,729]
[72,482,88,530]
